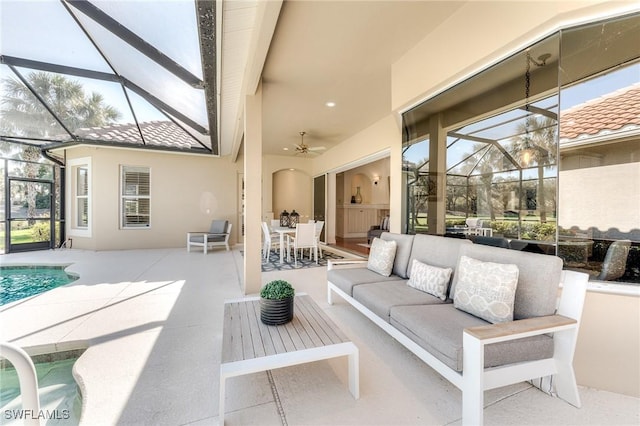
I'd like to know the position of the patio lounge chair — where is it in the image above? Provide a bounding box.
[367,215,389,243]
[187,220,232,254]
[571,240,632,281]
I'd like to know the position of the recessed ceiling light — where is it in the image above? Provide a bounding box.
[325,101,336,108]
[283,147,289,151]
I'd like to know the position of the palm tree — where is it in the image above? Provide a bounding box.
[1,71,120,138]
[510,115,557,223]
[453,142,506,221]
[1,71,121,222]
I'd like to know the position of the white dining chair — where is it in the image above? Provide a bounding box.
[314,220,325,258]
[261,222,281,260]
[287,223,318,266]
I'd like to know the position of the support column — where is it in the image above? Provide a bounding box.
[389,123,403,234]
[428,113,447,235]
[243,83,263,295]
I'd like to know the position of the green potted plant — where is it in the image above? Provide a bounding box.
[259,279,295,325]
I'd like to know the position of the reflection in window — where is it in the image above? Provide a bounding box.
[558,62,640,283]
[403,137,430,234]
[402,12,639,283]
[446,97,558,242]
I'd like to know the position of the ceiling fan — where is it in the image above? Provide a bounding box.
[293,131,325,155]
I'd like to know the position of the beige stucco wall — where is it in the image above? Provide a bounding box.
[575,290,640,397]
[262,154,313,224]
[64,146,242,250]
[559,162,640,232]
[272,169,313,223]
[341,157,390,206]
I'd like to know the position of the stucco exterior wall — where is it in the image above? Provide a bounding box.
[64,146,242,251]
[559,162,640,232]
[575,290,640,397]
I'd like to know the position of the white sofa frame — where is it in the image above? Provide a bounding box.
[327,259,588,426]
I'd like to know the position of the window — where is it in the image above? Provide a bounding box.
[68,158,91,237]
[121,166,150,228]
[402,12,639,284]
[76,167,89,228]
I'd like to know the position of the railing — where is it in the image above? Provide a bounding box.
[0,342,40,426]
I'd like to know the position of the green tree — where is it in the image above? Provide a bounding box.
[1,71,120,223]
[1,71,120,138]
[510,116,557,223]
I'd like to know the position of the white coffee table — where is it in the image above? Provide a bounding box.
[219,294,359,425]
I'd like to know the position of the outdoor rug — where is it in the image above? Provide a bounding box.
[242,250,345,272]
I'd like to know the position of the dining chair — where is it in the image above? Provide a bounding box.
[261,222,281,260]
[314,220,325,258]
[287,223,318,266]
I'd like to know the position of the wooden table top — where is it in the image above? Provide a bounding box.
[222,294,350,364]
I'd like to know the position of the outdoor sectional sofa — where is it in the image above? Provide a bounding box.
[327,232,589,425]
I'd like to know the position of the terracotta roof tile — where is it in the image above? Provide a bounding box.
[75,120,208,151]
[560,83,640,142]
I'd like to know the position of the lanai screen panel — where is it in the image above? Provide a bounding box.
[0,0,213,154]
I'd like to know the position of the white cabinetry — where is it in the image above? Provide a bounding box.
[337,204,389,238]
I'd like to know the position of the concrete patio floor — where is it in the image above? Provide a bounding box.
[1,247,638,425]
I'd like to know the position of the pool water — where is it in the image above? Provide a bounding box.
[0,357,82,425]
[0,266,78,305]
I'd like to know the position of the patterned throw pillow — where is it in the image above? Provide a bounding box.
[367,238,397,276]
[407,259,452,301]
[453,255,519,324]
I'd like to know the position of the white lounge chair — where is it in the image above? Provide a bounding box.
[187,220,232,254]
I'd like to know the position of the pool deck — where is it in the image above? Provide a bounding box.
[1,247,639,425]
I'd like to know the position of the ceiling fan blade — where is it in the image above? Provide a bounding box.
[308,146,326,151]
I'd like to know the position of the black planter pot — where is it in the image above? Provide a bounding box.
[260,296,294,325]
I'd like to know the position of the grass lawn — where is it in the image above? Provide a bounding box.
[4,228,38,244]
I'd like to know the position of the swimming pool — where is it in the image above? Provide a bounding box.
[0,266,78,305]
[1,350,83,425]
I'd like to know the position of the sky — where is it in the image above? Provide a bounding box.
[0,0,205,128]
[561,63,640,110]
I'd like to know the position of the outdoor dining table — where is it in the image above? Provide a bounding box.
[272,226,296,264]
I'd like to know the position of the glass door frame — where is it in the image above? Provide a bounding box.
[313,174,327,242]
[6,177,55,253]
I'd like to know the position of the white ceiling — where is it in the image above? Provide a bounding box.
[219,0,466,158]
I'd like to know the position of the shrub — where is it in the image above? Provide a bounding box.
[31,222,50,242]
[260,280,295,300]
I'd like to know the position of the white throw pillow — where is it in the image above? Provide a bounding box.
[453,255,519,324]
[367,238,397,277]
[407,259,452,301]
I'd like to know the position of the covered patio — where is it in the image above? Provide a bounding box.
[1,248,637,425]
